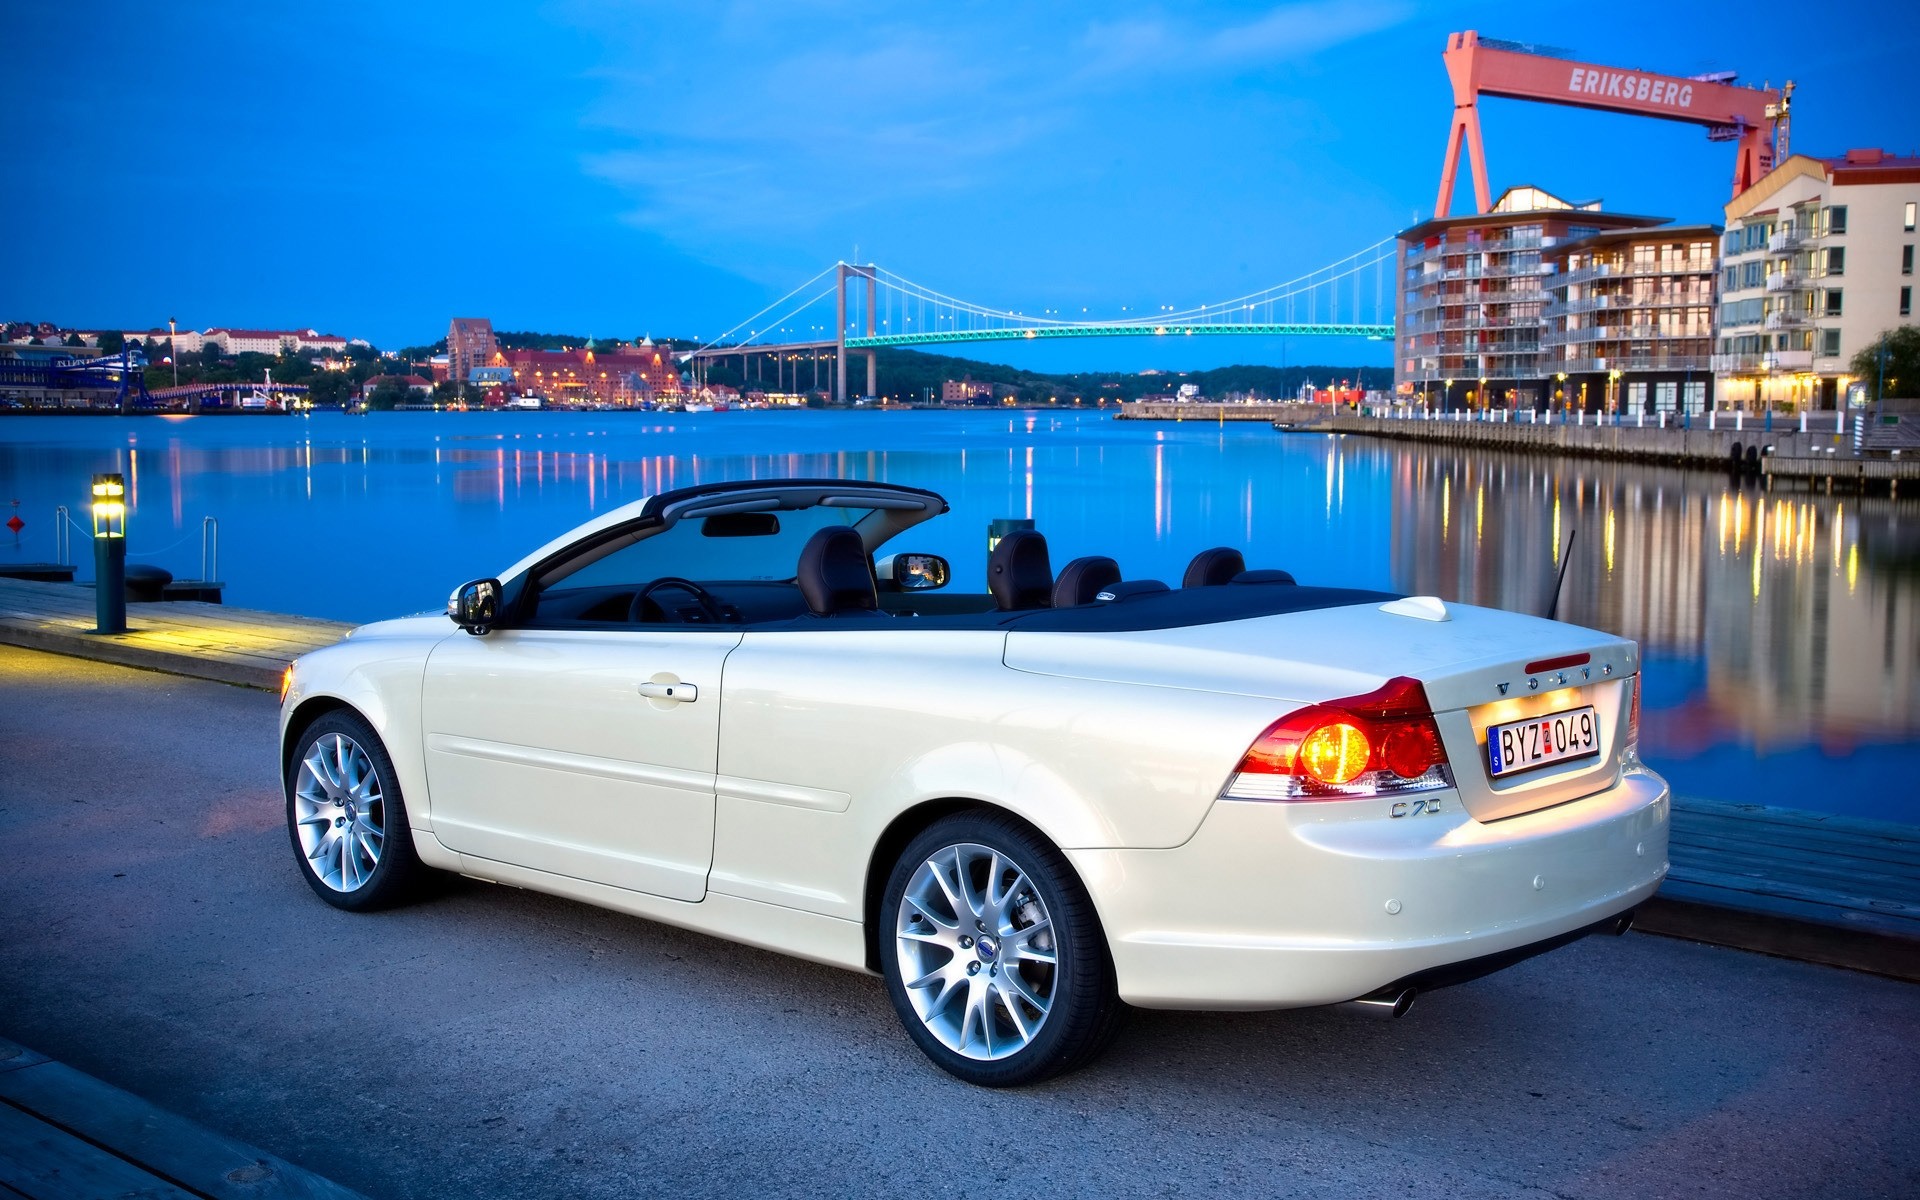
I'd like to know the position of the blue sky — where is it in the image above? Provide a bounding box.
[3,0,1914,370]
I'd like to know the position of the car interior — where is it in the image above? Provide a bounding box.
[500,480,1352,634]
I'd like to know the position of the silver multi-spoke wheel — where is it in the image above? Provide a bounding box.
[894,842,1057,1061]
[292,731,386,892]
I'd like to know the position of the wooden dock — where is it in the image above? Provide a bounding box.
[0,1036,365,1200]
[1763,453,1919,494]
[0,578,348,691]
[1640,797,1920,981]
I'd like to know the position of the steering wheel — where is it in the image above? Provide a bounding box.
[628,577,725,625]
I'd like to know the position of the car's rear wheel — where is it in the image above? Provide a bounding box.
[880,810,1124,1086]
[285,710,429,911]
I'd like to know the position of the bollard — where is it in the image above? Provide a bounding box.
[1736,411,1744,433]
[1800,411,1807,434]
[89,473,126,635]
[1709,409,1717,431]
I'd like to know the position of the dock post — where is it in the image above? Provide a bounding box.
[89,474,127,636]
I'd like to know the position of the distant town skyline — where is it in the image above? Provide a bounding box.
[3,0,1914,370]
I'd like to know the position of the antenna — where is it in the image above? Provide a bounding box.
[1547,529,1578,620]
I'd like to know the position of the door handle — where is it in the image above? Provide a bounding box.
[638,680,698,703]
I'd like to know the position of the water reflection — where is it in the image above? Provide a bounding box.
[0,411,1913,821]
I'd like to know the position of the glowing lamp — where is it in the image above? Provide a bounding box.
[91,473,125,538]
[89,472,128,634]
[1298,721,1371,785]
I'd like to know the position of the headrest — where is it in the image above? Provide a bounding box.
[1051,555,1122,608]
[797,525,877,616]
[988,529,1053,610]
[1232,569,1297,585]
[1095,579,1171,602]
[1182,546,1246,588]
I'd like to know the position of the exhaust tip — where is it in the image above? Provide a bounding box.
[1612,910,1636,936]
[1341,987,1417,1019]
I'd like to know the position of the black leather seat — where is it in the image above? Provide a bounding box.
[1051,555,1121,607]
[1182,547,1245,588]
[797,525,878,616]
[988,529,1053,610]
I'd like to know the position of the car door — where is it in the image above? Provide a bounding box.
[421,626,740,901]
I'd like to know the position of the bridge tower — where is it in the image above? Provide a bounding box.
[835,263,877,403]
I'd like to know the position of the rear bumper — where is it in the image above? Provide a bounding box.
[1065,765,1669,1010]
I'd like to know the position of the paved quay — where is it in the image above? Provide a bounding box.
[2,644,1917,1200]
[0,577,349,691]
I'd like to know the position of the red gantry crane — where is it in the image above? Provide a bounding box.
[1435,30,1791,216]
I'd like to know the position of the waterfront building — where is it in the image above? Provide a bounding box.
[1713,149,1920,411]
[1543,226,1718,417]
[447,317,498,386]
[361,374,433,400]
[1395,185,1713,413]
[942,377,993,403]
[498,341,679,407]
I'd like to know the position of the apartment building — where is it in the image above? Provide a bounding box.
[1543,225,1718,416]
[1395,185,1710,411]
[1713,149,1920,410]
[447,317,499,386]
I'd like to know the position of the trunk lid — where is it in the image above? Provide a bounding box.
[1002,598,1638,822]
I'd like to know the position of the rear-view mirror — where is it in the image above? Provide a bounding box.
[447,577,502,634]
[876,552,951,591]
[702,512,781,537]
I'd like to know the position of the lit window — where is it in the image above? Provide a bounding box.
[1907,202,1917,232]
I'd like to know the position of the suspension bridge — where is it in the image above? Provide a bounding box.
[684,239,1397,402]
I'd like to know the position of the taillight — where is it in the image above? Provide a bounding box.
[1223,676,1454,800]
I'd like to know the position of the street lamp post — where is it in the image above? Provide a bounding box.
[168,317,179,387]
[90,473,127,635]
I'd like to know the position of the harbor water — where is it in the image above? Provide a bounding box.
[1,409,1914,824]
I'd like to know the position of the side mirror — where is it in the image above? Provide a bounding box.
[875,553,950,592]
[447,578,502,635]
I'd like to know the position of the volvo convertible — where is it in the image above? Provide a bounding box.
[279,478,1669,1086]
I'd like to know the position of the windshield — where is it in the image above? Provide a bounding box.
[560,504,885,589]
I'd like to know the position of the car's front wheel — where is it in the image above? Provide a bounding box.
[285,709,430,911]
[880,810,1124,1086]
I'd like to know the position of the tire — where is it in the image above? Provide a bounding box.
[880,809,1125,1086]
[284,709,431,912]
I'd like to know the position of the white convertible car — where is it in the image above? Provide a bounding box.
[280,478,1669,1085]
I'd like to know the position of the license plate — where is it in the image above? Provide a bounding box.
[1487,706,1599,778]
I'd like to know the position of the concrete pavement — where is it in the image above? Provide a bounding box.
[2,643,1916,1200]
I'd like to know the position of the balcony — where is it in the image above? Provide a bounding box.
[1557,260,1717,287]
[1769,228,1804,253]
[1712,353,1763,373]
[1766,350,1815,370]
[1765,270,1807,292]
[1558,355,1716,374]
[1764,311,1809,331]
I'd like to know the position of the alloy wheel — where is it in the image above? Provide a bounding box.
[894,842,1058,1061]
[292,731,386,892]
